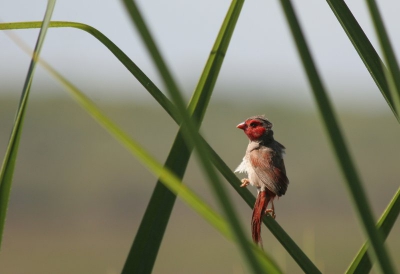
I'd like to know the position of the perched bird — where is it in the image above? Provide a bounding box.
[235,115,289,245]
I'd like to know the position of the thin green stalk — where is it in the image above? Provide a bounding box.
[122,1,268,273]
[278,0,395,273]
[1,20,319,273]
[0,0,55,250]
[365,0,400,118]
[121,0,180,98]
[347,188,400,274]
[119,0,193,266]
[186,1,242,122]
[326,0,398,121]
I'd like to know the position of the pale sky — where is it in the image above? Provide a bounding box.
[1,0,400,110]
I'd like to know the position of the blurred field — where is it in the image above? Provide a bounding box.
[0,96,399,273]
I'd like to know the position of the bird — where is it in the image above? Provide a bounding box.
[234,115,289,245]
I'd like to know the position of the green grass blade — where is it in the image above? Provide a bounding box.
[123,134,191,274]
[278,0,395,273]
[0,0,55,250]
[364,0,400,119]
[326,0,398,121]
[186,0,243,122]
[1,20,319,272]
[347,187,400,273]
[121,1,269,273]
[121,0,180,96]
[122,0,193,273]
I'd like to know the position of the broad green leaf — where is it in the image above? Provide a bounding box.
[347,188,400,274]
[0,0,56,250]
[278,0,395,273]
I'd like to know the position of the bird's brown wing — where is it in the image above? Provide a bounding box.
[249,147,289,196]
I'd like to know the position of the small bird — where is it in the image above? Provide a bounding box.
[235,115,289,245]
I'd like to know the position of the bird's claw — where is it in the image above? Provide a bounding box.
[265,200,276,219]
[265,209,276,219]
[240,178,250,188]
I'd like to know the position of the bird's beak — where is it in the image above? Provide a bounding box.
[236,122,246,130]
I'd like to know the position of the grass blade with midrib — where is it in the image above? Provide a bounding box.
[0,0,56,250]
[278,0,395,273]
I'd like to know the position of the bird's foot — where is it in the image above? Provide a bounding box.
[265,209,276,219]
[240,178,250,188]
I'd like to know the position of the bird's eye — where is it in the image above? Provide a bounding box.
[250,122,257,127]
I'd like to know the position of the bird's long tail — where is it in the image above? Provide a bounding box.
[251,190,272,245]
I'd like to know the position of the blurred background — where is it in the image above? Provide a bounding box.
[1,0,400,273]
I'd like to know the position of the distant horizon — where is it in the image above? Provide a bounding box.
[0,88,395,117]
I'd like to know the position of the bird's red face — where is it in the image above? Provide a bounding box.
[237,118,267,141]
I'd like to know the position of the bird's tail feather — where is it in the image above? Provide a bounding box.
[251,190,270,245]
